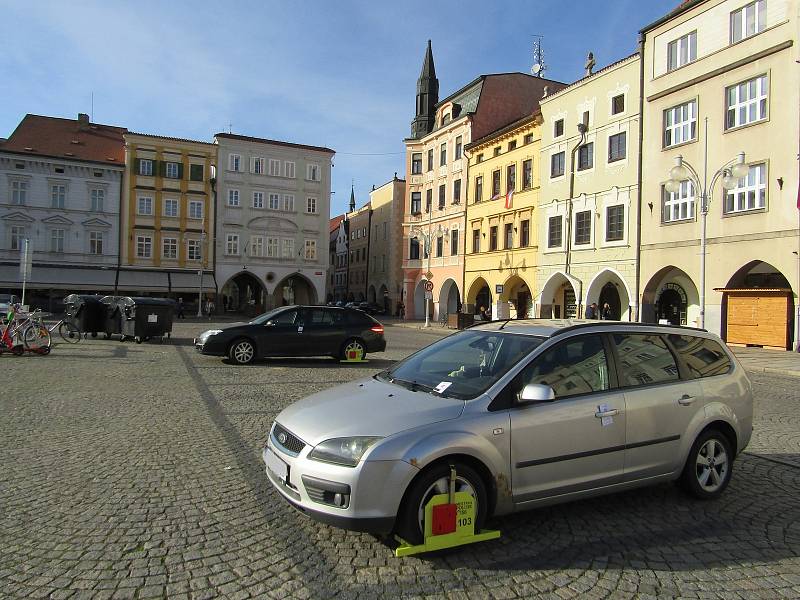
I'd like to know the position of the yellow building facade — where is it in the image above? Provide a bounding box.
[120,133,216,295]
[464,115,543,320]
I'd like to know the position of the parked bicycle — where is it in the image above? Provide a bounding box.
[1,306,51,353]
[30,311,81,344]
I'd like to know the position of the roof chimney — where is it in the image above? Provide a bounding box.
[78,113,90,128]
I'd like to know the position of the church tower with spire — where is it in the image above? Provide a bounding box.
[349,184,356,213]
[410,40,439,139]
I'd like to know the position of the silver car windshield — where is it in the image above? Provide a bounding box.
[379,330,544,400]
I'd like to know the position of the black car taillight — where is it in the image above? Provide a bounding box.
[370,325,384,335]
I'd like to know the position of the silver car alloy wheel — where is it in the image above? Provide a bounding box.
[234,341,254,364]
[417,475,476,534]
[695,438,728,493]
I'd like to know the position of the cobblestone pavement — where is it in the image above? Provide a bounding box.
[1,325,799,599]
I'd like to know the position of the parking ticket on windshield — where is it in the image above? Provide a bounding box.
[434,382,452,394]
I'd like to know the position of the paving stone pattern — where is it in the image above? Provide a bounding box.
[1,325,799,599]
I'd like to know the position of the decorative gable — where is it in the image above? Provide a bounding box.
[41,214,75,225]
[82,217,112,228]
[1,211,35,223]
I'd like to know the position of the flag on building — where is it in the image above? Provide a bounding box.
[505,189,514,210]
[490,192,501,201]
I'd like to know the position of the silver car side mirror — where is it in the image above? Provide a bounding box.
[519,383,556,404]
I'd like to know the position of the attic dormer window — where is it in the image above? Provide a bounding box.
[442,113,451,126]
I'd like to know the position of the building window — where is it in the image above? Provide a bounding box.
[506,164,516,193]
[50,229,65,253]
[489,226,498,251]
[266,237,279,258]
[10,226,24,250]
[491,170,501,197]
[664,100,697,147]
[190,164,204,181]
[725,163,766,213]
[252,191,264,209]
[51,184,66,208]
[455,136,463,159]
[89,231,103,255]
[524,133,534,144]
[281,238,294,258]
[229,154,241,172]
[425,189,432,213]
[306,197,317,213]
[438,184,446,209]
[136,236,152,258]
[383,222,387,239]
[137,196,153,215]
[227,189,240,207]
[574,211,591,245]
[269,193,280,210]
[508,140,517,152]
[411,192,421,214]
[165,162,179,179]
[440,143,447,166]
[11,180,27,205]
[411,153,422,174]
[409,238,420,260]
[731,0,766,43]
[520,220,530,247]
[663,180,695,222]
[611,94,625,115]
[606,205,625,241]
[726,74,768,129]
[269,159,281,176]
[453,179,461,203]
[138,159,153,176]
[476,153,484,163]
[551,152,565,177]
[226,234,239,255]
[608,132,626,162]
[282,194,295,211]
[307,163,320,181]
[163,237,178,259]
[427,149,434,171]
[90,189,105,212]
[504,223,513,249]
[436,235,443,257]
[493,146,501,157]
[252,157,265,174]
[475,176,483,203]
[554,119,564,138]
[164,198,178,217]
[451,229,459,256]
[249,236,263,257]
[189,201,203,220]
[284,161,296,178]
[548,216,562,248]
[522,159,533,189]
[667,30,697,71]
[188,240,201,261]
[472,229,480,253]
[577,143,594,171]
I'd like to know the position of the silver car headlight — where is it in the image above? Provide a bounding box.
[198,329,223,342]
[308,437,383,467]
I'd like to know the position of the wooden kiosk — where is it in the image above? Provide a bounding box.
[715,288,793,350]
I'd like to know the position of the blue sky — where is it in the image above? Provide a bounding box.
[1,0,676,216]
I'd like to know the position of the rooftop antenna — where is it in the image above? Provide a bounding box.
[91,92,94,122]
[531,35,547,78]
[228,121,232,134]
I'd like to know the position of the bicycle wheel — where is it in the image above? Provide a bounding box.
[23,324,52,350]
[58,321,82,344]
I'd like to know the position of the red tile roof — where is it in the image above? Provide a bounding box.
[329,214,345,233]
[2,114,126,166]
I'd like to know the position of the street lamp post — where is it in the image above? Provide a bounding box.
[664,119,748,329]
[197,218,206,318]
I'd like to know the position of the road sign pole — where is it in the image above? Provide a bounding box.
[20,238,31,307]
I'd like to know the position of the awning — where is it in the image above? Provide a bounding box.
[169,271,209,293]
[0,264,116,290]
[116,269,170,292]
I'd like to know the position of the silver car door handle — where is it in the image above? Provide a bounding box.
[678,394,695,406]
[595,408,619,418]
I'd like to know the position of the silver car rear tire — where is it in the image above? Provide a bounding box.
[680,429,733,500]
[229,339,256,365]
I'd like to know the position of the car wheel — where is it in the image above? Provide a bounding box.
[680,428,733,500]
[229,338,256,365]
[340,338,366,361]
[396,462,487,546]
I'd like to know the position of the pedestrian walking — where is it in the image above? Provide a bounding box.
[601,302,612,320]
[177,298,185,319]
[585,302,598,319]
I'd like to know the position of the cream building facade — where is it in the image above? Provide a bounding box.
[366,176,405,313]
[639,0,799,349]
[464,114,543,320]
[537,54,641,321]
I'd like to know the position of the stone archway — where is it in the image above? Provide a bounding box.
[221,271,266,315]
[501,274,534,319]
[585,268,633,321]
[642,266,699,326]
[467,277,492,320]
[413,278,433,319]
[438,278,461,319]
[271,273,318,308]
[538,271,579,319]
[368,285,377,304]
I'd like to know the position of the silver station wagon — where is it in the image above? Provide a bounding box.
[263,320,753,544]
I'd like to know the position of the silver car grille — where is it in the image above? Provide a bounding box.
[272,422,305,455]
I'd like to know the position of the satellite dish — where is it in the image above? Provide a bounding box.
[531,63,542,75]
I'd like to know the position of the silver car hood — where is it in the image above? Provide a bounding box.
[275,376,465,446]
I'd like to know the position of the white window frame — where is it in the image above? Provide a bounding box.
[253,191,264,209]
[306,197,317,214]
[165,162,179,179]
[225,234,240,255]
[89,231,104,255]
[229,153,241,172]
[162,237,178,259]
[10,226,25,250]
[667,30,697,71]
[136,235,152,258]
[304,239,317,260]
[726,74,768,130]
[50,228,65,253]
[724,162,766,214]
[664,100,697,147]
[227,189,240,207]
[188,200,203,220]
[282,194,295,212]
[266,237,279,258]
[731,0,766,44]
[51,184,66,208]
[251,157,265,174]
[90,188,105,212]
[11,180,28,205]
[137,196,153,215]
[164,198,179,218]
[268,193,280,210]
[187,239,202,261]
[250,235,264,257]
[663,180,696,223]
[269,159,281,176]
[306,163,320,181]
[281,238,295,258]
[138,159,153,176]
[284,161,296,179]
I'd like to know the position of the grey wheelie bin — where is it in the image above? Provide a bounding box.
[63,294,106,338]
[119,297,176,343]
[100,296,124,339]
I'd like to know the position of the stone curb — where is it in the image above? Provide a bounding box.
[742,366,800,379]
